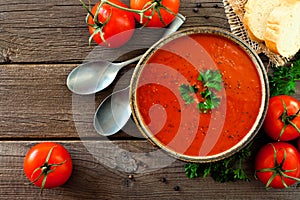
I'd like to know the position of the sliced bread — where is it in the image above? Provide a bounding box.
[264,0,300,58]
[244,0,281,42]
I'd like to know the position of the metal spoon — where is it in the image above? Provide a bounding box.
[66,13,185,95]
[67,56,141,95]
[94,86,131,136]
[93,14,186,136]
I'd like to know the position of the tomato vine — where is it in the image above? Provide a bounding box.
[79,0,180,46]
[100,0,177,26]
[278,99,300,140]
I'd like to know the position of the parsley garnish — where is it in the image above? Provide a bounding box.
[179,84,198,104]
[198,70,223,91]
[269,53,300,97]
[184,142,253,182]
[198,88,221,113]
[179,69,222,113]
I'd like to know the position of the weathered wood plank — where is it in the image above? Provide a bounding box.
[0,0,229,63]
[0,63,139,139]
[0,140,299,199]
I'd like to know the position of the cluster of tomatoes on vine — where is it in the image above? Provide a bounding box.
[80,0,180,48]
[254,95,300,189]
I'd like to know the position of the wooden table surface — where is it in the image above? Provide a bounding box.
[1,0,299,199]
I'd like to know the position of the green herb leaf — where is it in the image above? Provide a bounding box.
[269,54,300,97]
[179,84,198,104]
[184,163,200,179]
[198,70,223,91]
[184,142,253,182]
[198,89,221,113]
[179,69,222,113]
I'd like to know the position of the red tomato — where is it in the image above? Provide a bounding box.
[263,95,300,141]
[87,0,135,48]
[24,142,73,190]
[298,137,300,151]
[130,0,180,27]
[255,142,300,188]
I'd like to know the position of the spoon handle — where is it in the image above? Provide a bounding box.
[116,54,143,68]
[115,13,186,69]
[162,13,186,37]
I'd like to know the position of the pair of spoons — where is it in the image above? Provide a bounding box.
[67,14,186,136]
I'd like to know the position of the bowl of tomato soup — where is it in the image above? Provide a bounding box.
[130,27,269,163]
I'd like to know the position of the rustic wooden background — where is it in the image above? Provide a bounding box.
[0,0,299,199]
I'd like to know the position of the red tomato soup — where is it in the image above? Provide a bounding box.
[135,33,262,157]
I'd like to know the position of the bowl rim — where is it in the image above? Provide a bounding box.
[129,26,269,163]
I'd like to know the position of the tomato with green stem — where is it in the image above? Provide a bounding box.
[263,95,300,141]
[130,0,180,27]
[81,0,135,48]
[255,142,300,189]
[23,142,73,192]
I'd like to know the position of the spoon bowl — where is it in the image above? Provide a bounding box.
[94,87,130,136]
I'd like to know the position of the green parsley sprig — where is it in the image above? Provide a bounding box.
[184,142,253,182]
[198,88,221,113]
[179,85,198,105]
[198,69,223,91]
[269,52,300,97]
[179,70,222,113]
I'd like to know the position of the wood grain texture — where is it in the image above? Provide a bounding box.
[0,0,229,63]
[0,141,299,199]
[0,63,139,138]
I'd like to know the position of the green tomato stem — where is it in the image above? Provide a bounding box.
[45,145,56,164]
[287,109,300,134]
[80,0,179,45]
[79,0,95,19]
[100,0,157,22]
[278,100,300,140]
